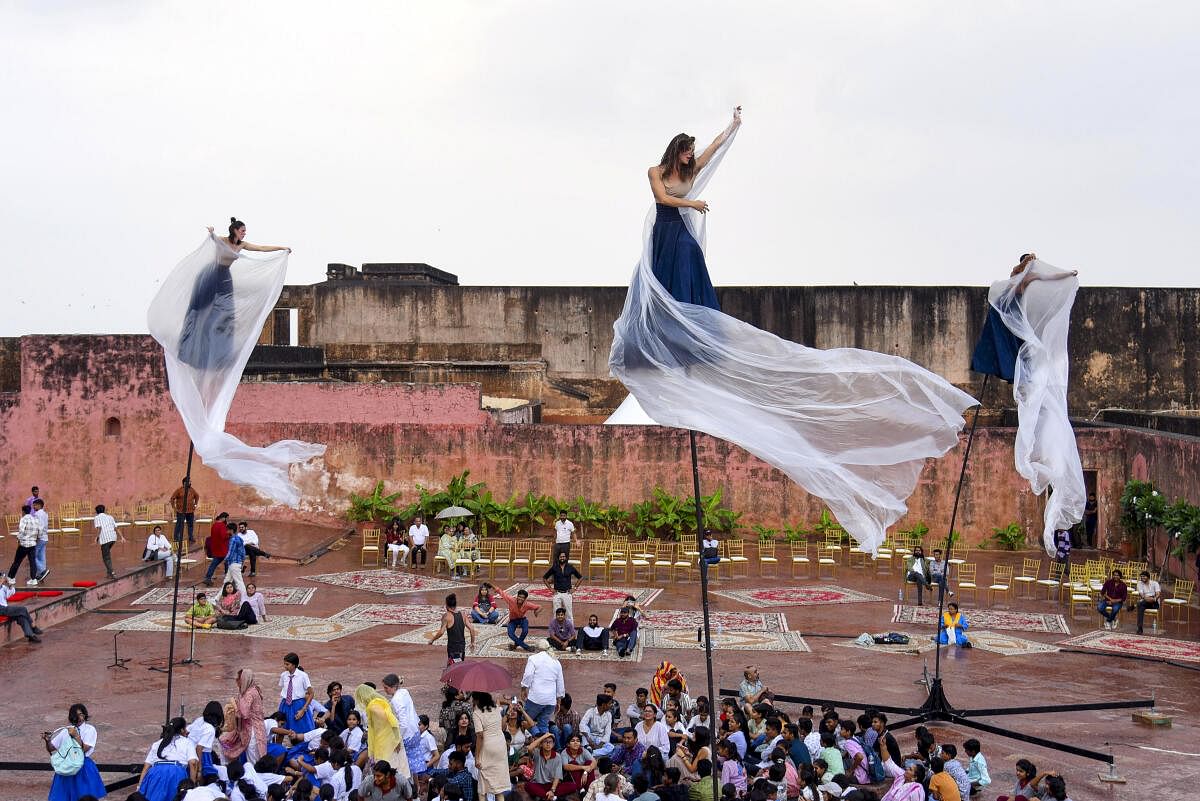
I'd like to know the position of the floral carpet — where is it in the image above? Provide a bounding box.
[969,630,1060,657]
[302,569,459,596]
[711,585,888,608]
[133,587,316,606]
[503,584,662,607]
[97,611,375,642]
[331,603,508,626]
[640,629,810,653]
[1059,630,1200,664]
[638,610,789,632]
[385,622,645,662]
[891,605,1071,634]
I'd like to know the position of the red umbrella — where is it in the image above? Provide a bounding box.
[440,660,514,693]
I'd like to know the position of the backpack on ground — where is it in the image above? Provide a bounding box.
[50,728,85,776]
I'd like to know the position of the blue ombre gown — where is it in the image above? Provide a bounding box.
[651,178,720,311]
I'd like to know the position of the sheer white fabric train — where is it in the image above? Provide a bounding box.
[988,260,1084,555]
[607,128,977,554]
[147,236,325,507]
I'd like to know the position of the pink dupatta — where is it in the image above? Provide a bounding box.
[220,667,265,759]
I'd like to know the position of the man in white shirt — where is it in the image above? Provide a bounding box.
[0,575,43,642]
[409,516,430,570]
[6,505,41,585]
[238,521,271,577]
[553,511,579,563]
[579,694,615,756]
[1135,569,1163,635]
[521,641,565,736]
[93,504,125,580]
[32,498,50,583]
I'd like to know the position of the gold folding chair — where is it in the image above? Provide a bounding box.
[789,542,811,579]
[1037,560,1065,599]
[823,530,845,564]
[726,538,750,577]
[653,541,675,581]
[491,540,514,580]
[956,563,977,604]
[606,540,629,582]
[510,540,533,579]
[948,545,968,567]
[1013,558,1042,597]
[757,541,778,577]
[1163,579,1195,626]
[671,545,696,582]
[586,540,609,580]
[988,565,1014,606]
[361,529,382,565]
[816,546,838,579]
[532,542,552,573]
[475,540,496,579]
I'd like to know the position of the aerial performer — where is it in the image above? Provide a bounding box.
[608,108,978,554]
[970,253,1084,555]
[147,218,326,507]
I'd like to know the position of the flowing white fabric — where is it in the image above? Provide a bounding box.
[147,235,325,506]
[607,127,978,554]
[987,259,1084,555]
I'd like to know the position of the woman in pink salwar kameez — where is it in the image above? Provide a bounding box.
[880,760,926,801]
[220,667,265,762]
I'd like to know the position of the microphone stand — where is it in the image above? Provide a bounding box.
[180,584,203,666]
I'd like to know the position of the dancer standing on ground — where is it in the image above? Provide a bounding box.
[608,108,976,554]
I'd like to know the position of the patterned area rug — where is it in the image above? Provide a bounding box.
[712,585,888,608]
[969,630,1060,657]
[97,611,374,642]
[1059,630,1200,664]
[833,631,937,655]
[302,569,459,596]
[385,623,645,662]
[641,629,810,653]
[504,584,662,607]
[331,603,508,626]
[891,605,1071,634]
[133,587,316,606]
[639,610,789,632]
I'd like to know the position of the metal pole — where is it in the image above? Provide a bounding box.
[932,375,988,681]
[688,430,720,801]
[164,441,194,724]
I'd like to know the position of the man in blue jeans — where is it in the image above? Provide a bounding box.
[521,641,564,736]
[497,586,541,652]
[1097,569,1128,630]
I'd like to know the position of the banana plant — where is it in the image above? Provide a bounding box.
[464,490,502,537]
[517,491,548,536]
[782,522,810,543]
[572,496,602,537]
[598,505,629,536]
[650,487,687,541]
[492,494,523,536]
[544,496,574,522]
[629,500,656,540]
[752,524,779,543]
[346,481,403,523]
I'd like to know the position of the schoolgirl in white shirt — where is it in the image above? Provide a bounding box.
[326,749,363,800]
[343,710,365,756]
[46,704,108,801]
[188,701,226,778]
[138,718,199,801]
[278,652,316,733]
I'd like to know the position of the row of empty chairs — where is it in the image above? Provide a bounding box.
[5,501,218,546]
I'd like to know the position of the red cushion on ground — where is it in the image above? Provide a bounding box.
[0,616,9,623]
[36,590,64,597]
[72,581,98,588]
[6,592,34,602]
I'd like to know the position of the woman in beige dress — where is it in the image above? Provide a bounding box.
[473,692,511,801]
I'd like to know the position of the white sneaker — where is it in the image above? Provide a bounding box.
[26,578,38,586]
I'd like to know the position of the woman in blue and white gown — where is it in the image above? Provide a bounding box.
[609,108,978,555]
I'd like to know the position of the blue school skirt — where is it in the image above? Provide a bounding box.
[49,756,108,801]
[280,697,315,733]
[139,762,190,801]
[199,750,219,777]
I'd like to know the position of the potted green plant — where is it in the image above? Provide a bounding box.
[989,521,1026,551]
[1119,479,1165,561]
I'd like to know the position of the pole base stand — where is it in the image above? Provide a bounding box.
[1097,771,1127,784]
[1132,710,1172,727]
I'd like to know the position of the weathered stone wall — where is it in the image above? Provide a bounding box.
[1126,427,1200,580]
[286,282,1200,415]
[3,335,1182,554]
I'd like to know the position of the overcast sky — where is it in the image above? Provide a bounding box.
[3,2,1197,336]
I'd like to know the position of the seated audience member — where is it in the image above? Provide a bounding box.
[239,521,271,577]
[611,606,640,658]
[631,774,660,801]
[579,614,610,652]
[782,722,811,767]
[548,607,579,653]
[655,766,690,801]
[471,583,501,624]
[739,666,771,710]
[817,733,843,778]
[186,591,218,628]
[962,739,990,795]
[1096,569,1127,630]
[937,602,971,648]
[688,760,715,801]
[837,720,868,784]
[938,744,971,800]
[928,757,962,801]
[714,740,746,796]
[552,694,581,750]
[583,757,635,801]
[1042,774,1071,801]
[243,582,269,623]
[903,546,933,605]
[996,758,1045,801]
[1135,570,1162,634]
[612,729,646,778]
[144,525,175,577]
[580,695,616,757]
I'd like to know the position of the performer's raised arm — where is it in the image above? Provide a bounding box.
[695,105,742,171]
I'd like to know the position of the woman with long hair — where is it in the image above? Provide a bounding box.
[179,218,290,370]
[359,759,404,801]
[45,703,108,801]
[472,692,510,801]
[137,717,198,801]
[220,667,265,763]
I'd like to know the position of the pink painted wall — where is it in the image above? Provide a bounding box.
[0,335,1184,556]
